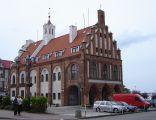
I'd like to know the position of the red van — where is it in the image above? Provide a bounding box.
[112,94,150,109]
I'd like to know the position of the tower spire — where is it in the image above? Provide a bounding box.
[48,8,51,24]
[48,8,51,21]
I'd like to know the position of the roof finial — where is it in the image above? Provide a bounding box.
[48,8,51,20]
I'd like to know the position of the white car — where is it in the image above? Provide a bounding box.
[93,101,127,113]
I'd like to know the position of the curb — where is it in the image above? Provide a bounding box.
[79,109,156,119]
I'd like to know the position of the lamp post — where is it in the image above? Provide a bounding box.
[19,49,33,109]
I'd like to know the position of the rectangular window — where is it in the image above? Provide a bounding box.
[21,90,24,97]
[58,72,61,80]
[58,93,61,100]
[12,90,15,97]
[53,93,56,100]
[41,93,44,96]
[55,51,63,58]
[35,92,36,96]
[53,73,56,81]
[71,46,80,53]
[46,74,48,82]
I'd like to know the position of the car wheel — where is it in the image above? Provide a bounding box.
[113,108,119,113]
[96,107,101,112]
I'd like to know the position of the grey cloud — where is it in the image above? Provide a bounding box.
[118,32,156,48]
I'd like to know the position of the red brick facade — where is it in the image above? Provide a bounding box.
[9,9,123,106]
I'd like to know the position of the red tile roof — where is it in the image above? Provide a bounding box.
[19,27,91,63]
[19,40,42,63]
[0,59,13,69]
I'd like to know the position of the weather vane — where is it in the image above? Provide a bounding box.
[48,8,51,20]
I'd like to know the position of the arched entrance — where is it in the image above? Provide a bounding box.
[102,84,111,100]
[114,85,122,93]
[68,86,79,105]
[89,85,98,105]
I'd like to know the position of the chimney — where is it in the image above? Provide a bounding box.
[69,25,77,43]
[97,9,105,25]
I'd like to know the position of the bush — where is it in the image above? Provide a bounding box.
[2,96,11,107]
[4,105,13,110]
[30,96,47,113]
[22,98,30,111]
[22,96,47,113]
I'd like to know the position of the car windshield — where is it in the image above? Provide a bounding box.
[138,95,145,101]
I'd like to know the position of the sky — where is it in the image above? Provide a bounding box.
[0,0,156,93]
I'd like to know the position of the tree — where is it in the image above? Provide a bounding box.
[122,85,131,93]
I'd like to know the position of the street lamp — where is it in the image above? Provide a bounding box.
[19,49,33,108]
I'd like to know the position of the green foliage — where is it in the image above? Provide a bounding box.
[22,98,30,111]
[22,96,47,113]
[2,96,11,107]
[122,85,131,93]
[30,96,47,113]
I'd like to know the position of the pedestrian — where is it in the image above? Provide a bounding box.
[17,96,23,116]
[13,96,18,115]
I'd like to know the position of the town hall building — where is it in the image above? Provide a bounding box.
[9,9,123,106]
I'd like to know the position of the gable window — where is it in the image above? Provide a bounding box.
[103,64,109,80]
[21,74,24,83]
[89,62,98,79]
[114,65,118,80]
[71,64,77,80]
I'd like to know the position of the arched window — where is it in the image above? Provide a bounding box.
[114,65,118,80]
[12,75,16,84]
[71,64,77,80]
[49,28,51,34]
[90,62,97,79]
[41,74,44,82]
[21,74,24,83]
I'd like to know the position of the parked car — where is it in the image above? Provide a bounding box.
[148,99,156,108]
[116,101,137,112]
[93,100,127,113]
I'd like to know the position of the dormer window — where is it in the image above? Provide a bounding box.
[55,51,63,58]
[43,53,50,60]
[71,46,80,53]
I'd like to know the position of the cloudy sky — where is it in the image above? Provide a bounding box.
[0,0,156,92]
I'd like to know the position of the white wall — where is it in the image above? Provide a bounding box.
[52,66,61,105]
